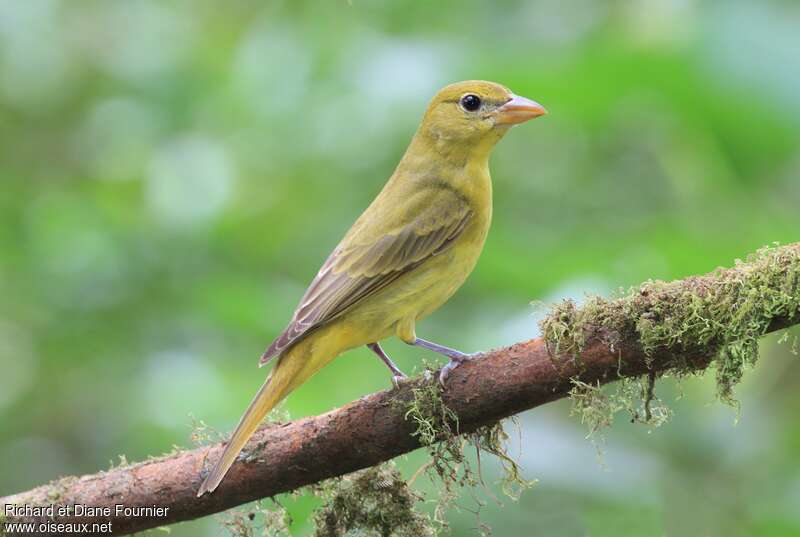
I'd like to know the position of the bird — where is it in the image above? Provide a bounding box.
[197,80,546,496]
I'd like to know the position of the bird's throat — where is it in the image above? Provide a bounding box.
[401,127,501,176]
[392,129,494,212]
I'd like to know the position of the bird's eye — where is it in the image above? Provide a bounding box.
[460,94,482,112]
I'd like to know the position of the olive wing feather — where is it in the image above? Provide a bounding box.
[260,193,472,364]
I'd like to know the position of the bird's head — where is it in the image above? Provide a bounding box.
[417,80,546,154]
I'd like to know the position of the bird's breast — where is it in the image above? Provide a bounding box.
[343,167,493,339]
[410,202,492,319]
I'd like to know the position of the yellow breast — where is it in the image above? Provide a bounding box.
[349,170,492,341]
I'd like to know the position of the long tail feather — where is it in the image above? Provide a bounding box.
[197,340,326,496]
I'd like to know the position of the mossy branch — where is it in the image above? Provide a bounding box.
[2,243,799,536]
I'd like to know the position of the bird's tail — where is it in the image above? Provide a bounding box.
[197,333,341,496]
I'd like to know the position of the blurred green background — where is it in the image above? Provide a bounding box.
[1,0,800,535]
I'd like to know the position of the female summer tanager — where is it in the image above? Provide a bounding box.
[197,80,546,496]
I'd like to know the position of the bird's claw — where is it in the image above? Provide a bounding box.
[391,373,408,389]
[438,353,476,386]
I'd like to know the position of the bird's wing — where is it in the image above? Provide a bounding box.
[260,188,472,363]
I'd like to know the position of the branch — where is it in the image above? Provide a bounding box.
[3,244,799,536]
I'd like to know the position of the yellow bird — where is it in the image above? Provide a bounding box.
[197,80,546,496]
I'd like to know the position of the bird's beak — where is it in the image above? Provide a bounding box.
[494,95,547,125]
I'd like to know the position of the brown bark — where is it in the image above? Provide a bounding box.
[2,243,798,536]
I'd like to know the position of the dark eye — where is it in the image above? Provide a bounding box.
[460,94,481,112]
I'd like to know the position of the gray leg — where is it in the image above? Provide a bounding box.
[408,337,473,385]
[367,343,407,387]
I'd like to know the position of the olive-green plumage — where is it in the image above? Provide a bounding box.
[197,80,546,496]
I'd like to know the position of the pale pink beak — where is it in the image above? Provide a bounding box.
[494,94,547,125]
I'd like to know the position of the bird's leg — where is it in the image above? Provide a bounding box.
[409,337,474,385]
[367,343,407,387]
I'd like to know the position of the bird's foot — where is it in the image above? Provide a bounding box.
[438,353,477,386]
[391,372,409,389]
[368,342,409,388]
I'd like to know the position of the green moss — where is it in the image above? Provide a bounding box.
[404,377,463,479]
[401,375,467,530]
[220,499,291,537]
[570,377,671,455]
[404,375,459,446]
[189,413,228,446]
[43,475,78,505]
[541,244,800,405]
[108,454,129,470]
[311,462,433,537]
[401,371,533,533]
[470,418,536,501]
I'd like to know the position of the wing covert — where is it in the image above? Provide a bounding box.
[260,190,472,363]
